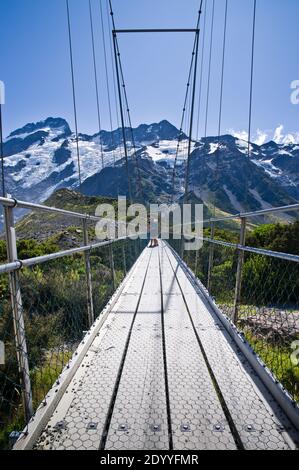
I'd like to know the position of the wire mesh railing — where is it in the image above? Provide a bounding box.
[0,196,147,449]
[1,192,299,447]
[170,208,299,406]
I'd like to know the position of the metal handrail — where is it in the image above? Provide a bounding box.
[0,260,22,274]
[202,203,299,225]
[0,192,298,427]
[0,235,149,275]
[0,194,149,423]
[1,195,298,226]
[199,236,299,263]
[0,195,101,222]
[0,194,298,270]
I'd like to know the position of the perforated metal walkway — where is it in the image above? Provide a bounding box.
[15,243,299,450]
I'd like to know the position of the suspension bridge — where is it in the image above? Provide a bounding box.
[0,195,297,451]
[0,0,299,452]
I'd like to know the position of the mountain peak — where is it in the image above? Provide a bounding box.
[132,120,184,142]
[158,119,176,128]
[200,134,237,144]
[2,116,299,217]
[7,117,71,139]
[260,140,278,150]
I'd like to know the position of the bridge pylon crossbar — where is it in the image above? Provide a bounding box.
[113,29,200,34]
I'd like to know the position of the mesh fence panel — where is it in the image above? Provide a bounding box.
[91,242,124,317]
[0,272,24,448]
[0,237,146,449]
[0,253,89,448]
[237,253,299,401]
[20,255,88,409]
[182,243,209,285]
[14,209,94,247]
[176,238,299,403]
[208,243,238,318]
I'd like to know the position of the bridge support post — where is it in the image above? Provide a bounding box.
[122,242,127,275]
[232,217,247,324]
[4,206,34,422]
[109,244,116,292]
[83,220,94,327]
[207,222,215,291]
[194,249,199,276]
[134,239,139,260]
[180,238,185,261]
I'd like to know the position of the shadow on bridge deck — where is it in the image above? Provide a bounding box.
[14,242,299,451]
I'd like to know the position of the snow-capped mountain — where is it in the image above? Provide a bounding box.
[252,141,299,200]
[3,117,186,203]
[2,117,299,215]
[187,136,298,215]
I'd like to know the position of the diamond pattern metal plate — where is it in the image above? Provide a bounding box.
[34,249,152,450]
[25,243,298,451]
[105,248,169,450]
[163,242,299,450]
[159,245,236,450]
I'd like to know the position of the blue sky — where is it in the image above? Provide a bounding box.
[0,0,299,143]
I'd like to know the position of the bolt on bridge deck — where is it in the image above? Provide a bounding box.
[15,242,299,450]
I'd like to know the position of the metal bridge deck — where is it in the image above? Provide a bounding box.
[15,243,299,451]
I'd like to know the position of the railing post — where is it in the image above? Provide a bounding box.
[122,242,127,275]
[134,239,139,260]
[83,219,94,327]
[207,221,215,291]
[194,249,199,277]
[4,206,33,422]
[180,237,185,260]
[109,243,116,292]
[232,217,247,324]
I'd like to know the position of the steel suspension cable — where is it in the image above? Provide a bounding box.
[183,71,193,175]
[0,104,5,197]
[116,50,143,200]
[217,0,228,144]
[183,1,203,204]
[108,0,143,200]
[106,0,121,147]
[99,0,116,167]
[196,0,207,141]
[105,0,122,196]
[183,34,200,203]
[109,0,133,203]
[170,1,204,204]
[248,0,257,159]
[182,75,194,198]
[66,0,82,189]
[204,0,215,138]
[109,0,145,202]
[213,0,229,217]
[245,0,257,208]
[170,55,195,205]
[179,2,203,257]
[89,0,104,170]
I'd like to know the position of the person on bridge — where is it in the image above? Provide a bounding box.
[149,217,159,248]
[149,237,159,248]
